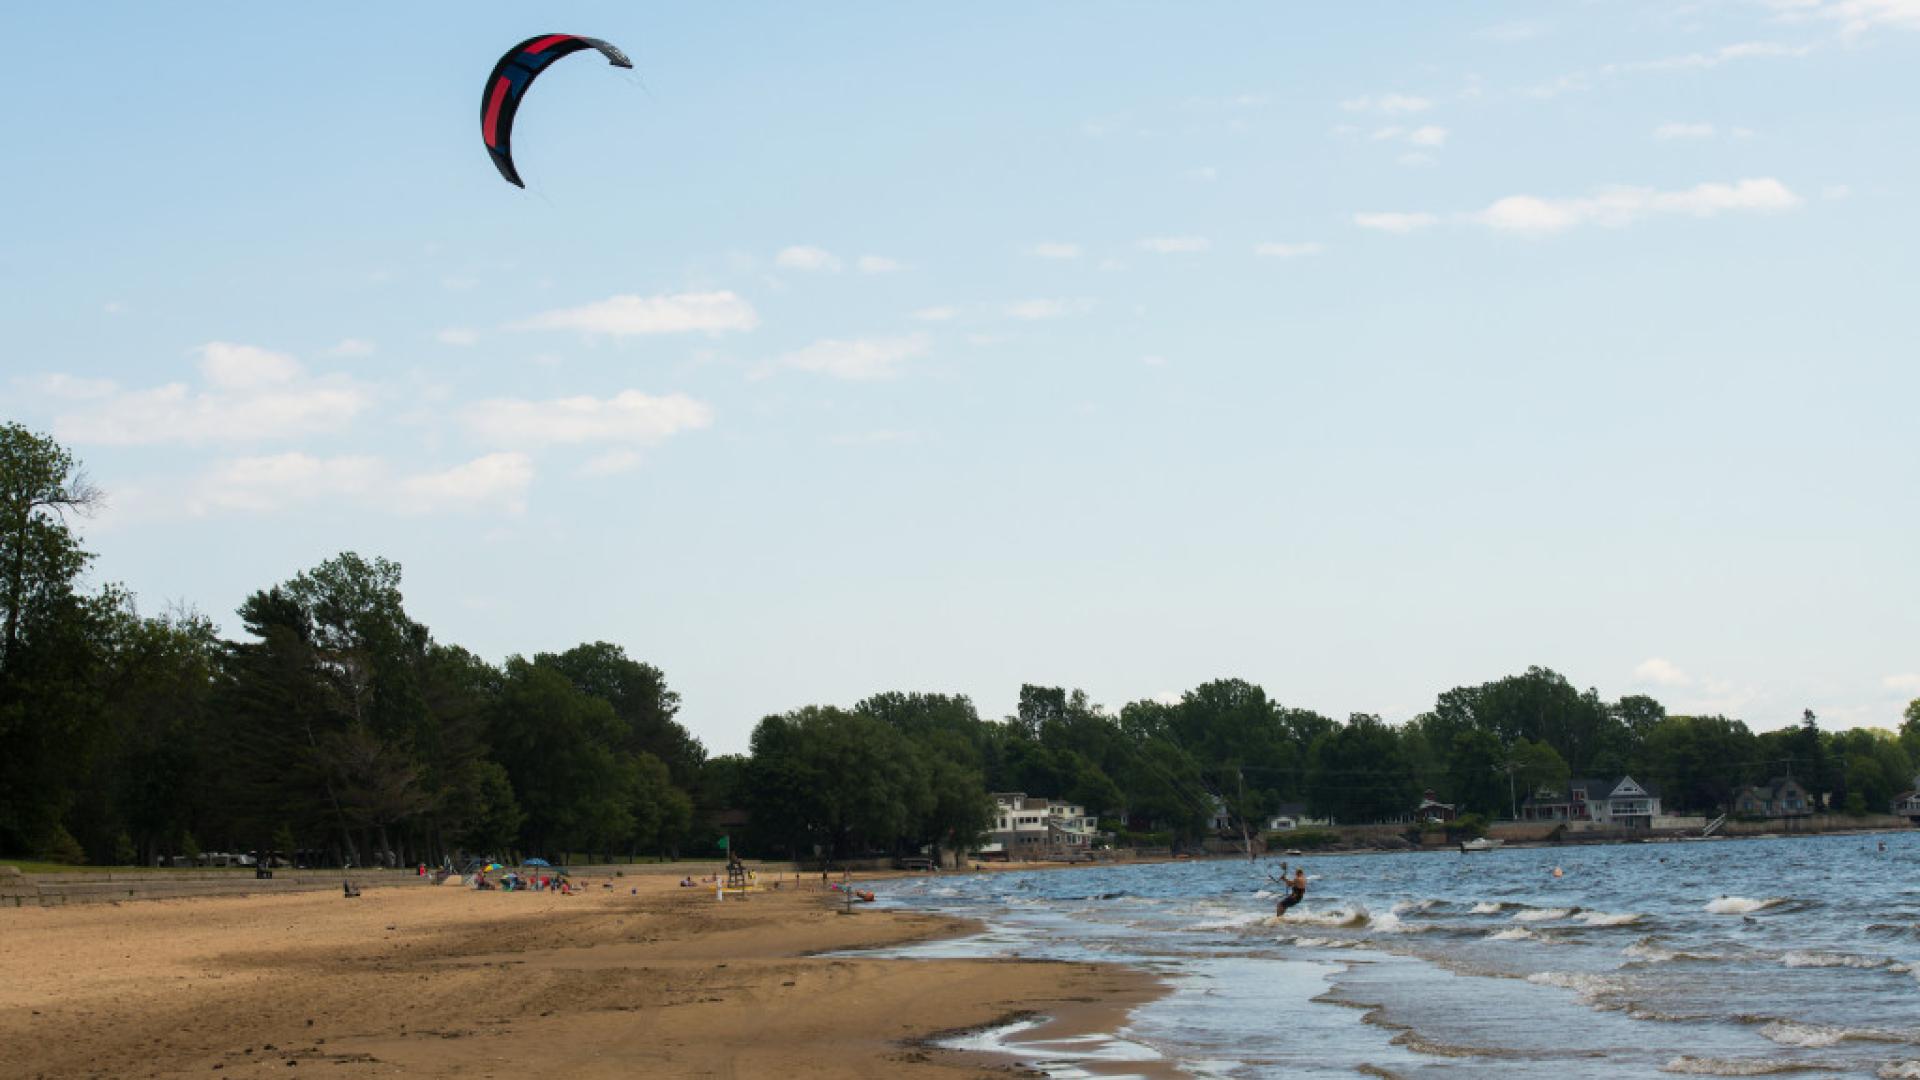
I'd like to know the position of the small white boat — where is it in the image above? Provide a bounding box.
[1459,838,1504,852]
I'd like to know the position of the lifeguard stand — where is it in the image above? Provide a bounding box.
[726,855,747,891]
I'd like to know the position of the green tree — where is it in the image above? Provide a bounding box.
[1307,714,1418,825]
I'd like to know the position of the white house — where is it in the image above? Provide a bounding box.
[1264,803,1329,831]
[1587,776,1661,829]
[979,793,1100,859]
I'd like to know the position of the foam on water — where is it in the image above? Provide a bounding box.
[1663,1055,1835,1075]
[1577,910,1643,927]
[1512,906,1575,922]
[1704,896,1786,915]
[1487,927,1537,941]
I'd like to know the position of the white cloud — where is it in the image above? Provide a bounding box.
[1635,657,1693,687]
[1884,673,1920,693]
[1138,235,1210,253]
[466,391,714,445]
[47,344,366,446]
[1353,212,1439,233]
[1629,41,1814,72]
[325,338,377,358]
[1369,125,1406,142]
[775,335,929,380]
[856,254,904,274]
[23,373,118,399]
[198,342,302,389]
[1254,242,1326,258]
[401,453,534,514]
[436,327,480,346]
[513,291,760,336]
[1005,298,1094,320]
[196,452,531,515]
[1408,125,1449,147]
[1472,178,1802,234]
[911,305,959,322]
[581,450,645,476]
[1478,20,1545,42]
[775,245,842,272]
[1341,93,1433,114]
[1654,122,1717,140]
[1772,0,1920,36]
[1028,242,1083,259]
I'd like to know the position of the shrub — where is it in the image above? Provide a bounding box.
[34,824,86,865]
[1276,828,1339,850]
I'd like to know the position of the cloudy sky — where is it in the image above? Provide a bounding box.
[3,2,1916,750]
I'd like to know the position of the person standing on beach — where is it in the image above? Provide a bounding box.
[1275,868,1308,917]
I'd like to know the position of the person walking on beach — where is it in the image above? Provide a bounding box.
[1275,868,1308,917]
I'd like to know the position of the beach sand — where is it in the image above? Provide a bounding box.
[0,869,1165,1078]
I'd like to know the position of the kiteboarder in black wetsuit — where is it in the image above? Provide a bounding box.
[1275,867,1308,917]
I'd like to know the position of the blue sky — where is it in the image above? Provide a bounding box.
[3,2,1916,751]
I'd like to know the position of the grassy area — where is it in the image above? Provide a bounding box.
[0,859,255,874]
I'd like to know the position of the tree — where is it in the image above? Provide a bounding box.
[1307,715,1418,825]
[0,425,107,858]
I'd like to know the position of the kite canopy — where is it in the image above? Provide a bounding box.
[480,33,631,188]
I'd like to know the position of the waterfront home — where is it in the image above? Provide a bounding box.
[1731,777,1813,818]
[1265,803,1330,831]
[978,793,1100,859]
[1414,789,1457,824]
[1891,790,1920,823]
[1520,777,1661,828]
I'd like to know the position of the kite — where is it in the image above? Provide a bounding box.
[480,34,631,188]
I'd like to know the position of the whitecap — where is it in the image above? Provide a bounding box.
[1470,901,1508,915]
[1663,1055,1828,1075]
[1512,906,1574,923]
[1526,970,1623,1003]
[1577,910,1643,927]
[1879,1062,1920,1079]
[1755,1020,1903,1048]
[1488,927,1537,942]
[1781,949,1895,971]
[1704,896,1785,915]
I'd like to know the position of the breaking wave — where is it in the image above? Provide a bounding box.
[1663,1056,1834,1075]
[1576,910,1643,927]
[1704,896,1787,915]
[1512,906,1576,923]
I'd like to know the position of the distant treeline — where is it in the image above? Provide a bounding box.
[4,423,1918,867]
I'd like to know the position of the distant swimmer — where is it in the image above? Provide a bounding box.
[1552,867,1564,879]
[1275,868,1309,917]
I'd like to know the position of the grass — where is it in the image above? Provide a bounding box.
[0,858,256,874]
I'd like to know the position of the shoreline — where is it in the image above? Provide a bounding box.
[0,866,1167,1079]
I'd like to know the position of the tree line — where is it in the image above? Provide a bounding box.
[4,423,1918,866]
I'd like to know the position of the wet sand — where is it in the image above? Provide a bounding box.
[0,869,1164,1078]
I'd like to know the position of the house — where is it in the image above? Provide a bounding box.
[1265,803,1329,832]
[1414,789,1457,824]
[1892,790,1920,823]
[1520,780,1593,822]
[978,793,1101,860]
[1208,796,1235,834]
[1589,776,1660,829]
[1731,777,1813,818]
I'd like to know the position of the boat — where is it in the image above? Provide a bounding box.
[1459,838,1504,852]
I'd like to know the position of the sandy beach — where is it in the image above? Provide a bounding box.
[0,869,1164,1079]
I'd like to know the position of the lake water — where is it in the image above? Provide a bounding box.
[871,832,1920,1078]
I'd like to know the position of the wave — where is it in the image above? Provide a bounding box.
[1757,1020,1908,1049]
[1282,905,1372,929]
[1663,1056,1836,1075]
[1780,949,1906,972]
[1512,906,1577,923]
[1187,911,1270,932]
[1704,896,1788,915]
[1576,910,1643,927]
[1487,927,1537,941]
[1624,937,1715,964]
[1391,898,1455,915]
[1866,922,1920,942]
[1470,901,1511,915]
[1288,935,1359,949]
[1880,1063,1920,1079]
[1525,971,1624,1003]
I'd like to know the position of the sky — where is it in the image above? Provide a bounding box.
[3,2,1917,753]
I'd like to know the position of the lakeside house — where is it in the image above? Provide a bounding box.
[1265,803,1330,832]
[1519,777,1663,828]
[1731,777,1813,818]
[1891,789,1920,823]
[977,793,1100,860]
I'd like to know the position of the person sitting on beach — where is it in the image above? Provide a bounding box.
[1275,868,1309,917]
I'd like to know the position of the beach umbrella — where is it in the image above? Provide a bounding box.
[523,858,552,867]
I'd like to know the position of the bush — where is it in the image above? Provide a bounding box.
[1448,813,1490,840]
[1844,792,1868,817]
[34,824,86,865]
[1274,828,1338,850]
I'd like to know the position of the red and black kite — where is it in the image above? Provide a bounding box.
[480,34,631,188]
